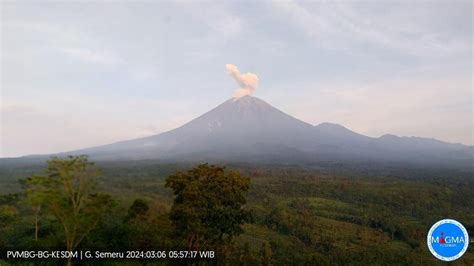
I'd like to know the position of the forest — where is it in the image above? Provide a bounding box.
[0,156,473,265]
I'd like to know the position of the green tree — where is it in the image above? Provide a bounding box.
[125,198,149,221]
[122,199,172,251]
[165,163,251,251]
[25,156,114,266]
[22,175,50,241]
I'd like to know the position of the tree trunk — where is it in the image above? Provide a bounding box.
[34,205,40,241]
[34,214,38,241]
[66,238,73,266]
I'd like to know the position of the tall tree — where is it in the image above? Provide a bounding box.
[165,163,251,252]
[25,156,114,265]
[21,175,53,241]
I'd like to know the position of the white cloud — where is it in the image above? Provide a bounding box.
[271,0,472,57]
[277,65,473,145]
[176,1,244,38]
[129,65,158,81]
[0,96,199,157]
[59,47,120,65]
[213,14,243,37]
[1,1,472,157]
[272,0,328,38]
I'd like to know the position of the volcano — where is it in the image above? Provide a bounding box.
[60,95,472,168]
[72,96,319,161]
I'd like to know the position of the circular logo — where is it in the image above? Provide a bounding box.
[427,219,469,261]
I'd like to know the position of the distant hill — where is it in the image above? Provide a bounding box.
[5,96,474,169]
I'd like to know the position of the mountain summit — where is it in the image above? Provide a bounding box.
[175,96,313,136]
[76,96,316,160]
[61,96,473,167]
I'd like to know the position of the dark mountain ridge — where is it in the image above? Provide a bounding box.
[3,96,473,169]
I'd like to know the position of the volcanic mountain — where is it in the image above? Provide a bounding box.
[72,96,318,161]
[65,95,473,168]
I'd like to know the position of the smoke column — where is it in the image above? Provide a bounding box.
[225,64,259,98]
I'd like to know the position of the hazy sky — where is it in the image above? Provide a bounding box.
[1,0,473,157]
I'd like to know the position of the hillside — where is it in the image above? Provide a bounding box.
[7,96,467,170]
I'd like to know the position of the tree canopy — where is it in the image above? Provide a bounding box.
[165,163,251,251]
[24,156,114,265]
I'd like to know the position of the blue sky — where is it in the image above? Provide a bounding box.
[1,0,472,157]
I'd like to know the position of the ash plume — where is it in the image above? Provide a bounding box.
[225,64,259,98]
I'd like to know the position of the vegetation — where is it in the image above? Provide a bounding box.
[21,156,114,265]
[166,164,251,254]
[0,157,473,265]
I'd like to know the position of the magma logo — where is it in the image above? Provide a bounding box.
[427,219,469,261]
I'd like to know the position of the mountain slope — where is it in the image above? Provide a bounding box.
[15,96,474,168]
[72,96,317,160]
